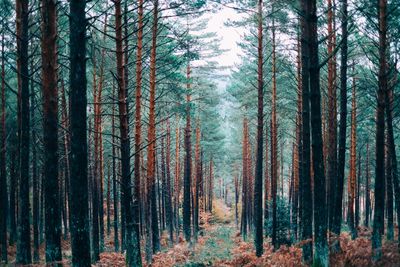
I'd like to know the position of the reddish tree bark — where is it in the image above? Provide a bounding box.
[183,62,192,243]
[326,0,338,233]
[241,117,249,240]
[347,75,357,239]
[271,15,278,251]
[134,0,144,247]
[146,0,160,255]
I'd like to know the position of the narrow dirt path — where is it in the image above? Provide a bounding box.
[185,223,236,266]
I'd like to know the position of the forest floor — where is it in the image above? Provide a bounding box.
[5,200,400,266]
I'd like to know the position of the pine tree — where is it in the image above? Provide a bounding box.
[69,0,91,264]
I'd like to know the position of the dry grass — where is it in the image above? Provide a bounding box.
[212,199,234,224]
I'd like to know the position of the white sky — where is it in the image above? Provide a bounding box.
[206,6,245,73]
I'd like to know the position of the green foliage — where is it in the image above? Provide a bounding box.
[264,197,292,247]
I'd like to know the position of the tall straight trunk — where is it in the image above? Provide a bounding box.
[15,4,22,248]
[334,0,348,247]
[308,0,328,264]
[241,118,249,240]
[97,16,107,250]
[9,150,17,246]
[69,0,91,265]
[107,164,111,235]
[31,65,39,262]
[174,122,181,241]
[60,81,70,239]
[194,123,201,241]
[0,30,7,263]
[200,151,204,213]
[60,170,67,240]
[41,0,63,261]
[326,0,338,232]
[386,75,400,246]
[160,147,166,231]
[112,82,119,251]
[348,76,357,239]
[365,143,371,227]
[208,159,213,213]
[264,124,269,233]
[355,152,361,228]
[296,28,303,242]
[99,120,105,252]
[271,15,278,251]
[115,0,142,265]
[235,175,239,228]
[385,114,393,242]
[91,51,100,262]
[294,33,302,241]
[16,0,31,263]
[165,120,174,243]
[134,0,144,248]
[372,0,387,260]
[254,0,264,257]
[183,62,192,243]
[146,0,160,255]
[248,142,253,230]
[299,0,312,263]
[39,169,44,244]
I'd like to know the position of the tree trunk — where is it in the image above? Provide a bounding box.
[326,0,338,233]
[208,159,213,213]
[174,122,181,242]
[333,0,348,251]
[294,32,302,242]
[296,28,303,244]
[42,0,62,263]
[60,80,70,240]
[385,72,400,247]
[107,164,111,236]
[264,123,269,235]
[348,75,357,239]
[372,0,387,260]
[299,2,312,262]
[112,82,119,251]
[146,0,160,255]
[254,0,264,257]
[165,120,174,243]
[69,0,91,264]
[355,151,361,229]
[91,50,100,262]
[194,123,201,241]
[241,118,249,240]
[183,62,192,243]
[235,174,239,229]
[271,14,278,252]
[134,0,144,250]
[385,108,393,242]
[115,0,142,265]
[0,30,7,264]
[16,0,31,263]
[9,150,17,246]
[31,64,39,263]
[365,143,371,227]
[308,0,328,264]
[97,15,108,252]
